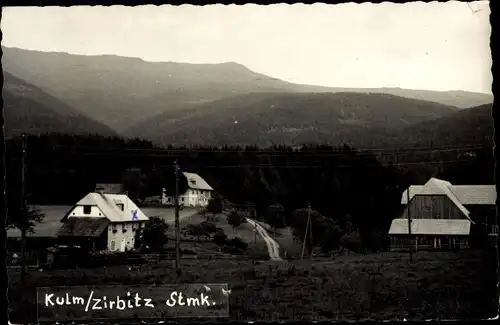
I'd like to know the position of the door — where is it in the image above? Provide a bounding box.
[120,239,126,252]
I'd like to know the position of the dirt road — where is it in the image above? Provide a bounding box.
[245,218,283,261]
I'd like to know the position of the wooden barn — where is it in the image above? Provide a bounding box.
[389,178,496,251]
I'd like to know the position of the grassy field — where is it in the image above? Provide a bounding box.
[7,248,497,323]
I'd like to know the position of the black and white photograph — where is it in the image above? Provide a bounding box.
[2,1,497,323]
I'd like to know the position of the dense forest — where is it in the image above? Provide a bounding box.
[5,133,495,251]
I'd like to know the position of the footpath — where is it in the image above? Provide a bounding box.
[245,218,283,261]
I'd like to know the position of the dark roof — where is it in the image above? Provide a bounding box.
[57,217,110,238]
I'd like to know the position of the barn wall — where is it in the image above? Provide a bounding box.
[402,195,467,220]
[389,235,469,251]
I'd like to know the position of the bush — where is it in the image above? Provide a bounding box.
[228,237,248,252]
[206,196,223,216]
[213,231,228,246]
[227,210,245,229]
[141,216,169,252]
[340,231,363,253]
[185,222,218,240]
[289,208,342,255]
[199,221,218,235]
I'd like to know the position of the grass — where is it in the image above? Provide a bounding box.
[7,249,497,323]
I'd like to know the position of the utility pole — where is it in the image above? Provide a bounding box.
[20,134,27,283]
[174,158,181,272]
[308,203,314,259]
[407,185,413,262]
[301,203,312,260]
[254,223,257,246]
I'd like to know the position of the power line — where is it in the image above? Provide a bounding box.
[19,146,487,162]
[25,158,480,173]
[174,158,181,273]
[33,143,487,154]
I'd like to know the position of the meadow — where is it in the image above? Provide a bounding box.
[7,248,497,323]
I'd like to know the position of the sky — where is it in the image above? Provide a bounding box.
[1,2,492,94]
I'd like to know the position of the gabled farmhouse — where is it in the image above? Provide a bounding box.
[57,192,149,252]
[162,172,214,207]
[389,177,497,251]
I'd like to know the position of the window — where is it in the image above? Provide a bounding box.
[110,241,116,251]
[83,205,91,214]
[116,203,124,211]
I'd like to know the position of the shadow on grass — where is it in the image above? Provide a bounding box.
[7,248,497,323]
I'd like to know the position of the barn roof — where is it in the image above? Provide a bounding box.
[183,172,213,191]
[57,217,110,237]
[61,192,149,223]
[388,219,471,236]
[401,178,496,206]
[449,185,497,205]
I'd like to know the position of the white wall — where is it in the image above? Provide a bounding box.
[185,189,211,207]
[67,205,106,218]
[107,221,147,252]
[161,189,212,207]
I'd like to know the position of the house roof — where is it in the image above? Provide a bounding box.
[61,192,149,223]
[183,172,213,191]
[401,178,496,206]
[389,218,471,236]
[57,217,110,237]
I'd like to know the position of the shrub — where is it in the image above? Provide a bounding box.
[213,231,228,246]
[185,222,218,240]
[142,216,169,252]
[228,237,248,251]
[227,210,245,229]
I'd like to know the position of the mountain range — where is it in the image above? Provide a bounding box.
[1,46,494,148]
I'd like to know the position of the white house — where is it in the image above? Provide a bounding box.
[57,192,149,252]
[162,172,214,207]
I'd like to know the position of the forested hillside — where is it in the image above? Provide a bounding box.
[125,92,459,148]
[389,104,494,148]
[3,72,118,138]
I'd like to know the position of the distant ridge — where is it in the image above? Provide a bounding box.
[2,46,493,134]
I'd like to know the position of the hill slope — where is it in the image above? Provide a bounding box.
[2,47,302,132]
[390,103,494,148]
[2,72,118,138]
[124,92,459,148]
[2,46,493,132]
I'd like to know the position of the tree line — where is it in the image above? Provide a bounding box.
[5,133,494,254]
